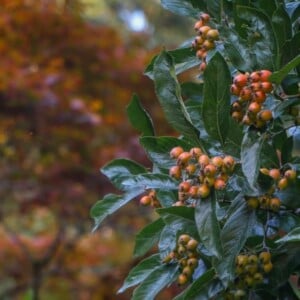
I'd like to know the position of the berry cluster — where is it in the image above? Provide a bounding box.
[225,251,273,299]
[169,146,235,206]
[163,234,200,286]
[246,195,281,212]
[192,13,219,72]
[230,70,274,128]
[139,189,161,208]
[260,167,297,190]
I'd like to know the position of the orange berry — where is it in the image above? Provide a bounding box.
[140,195,151,206]
[269,168,281,180]
[200,13,210,23]
[179,181,191,192]
[223,155,235,171]
[270,197,281,211]
[259,251,271,263]
[170,146,184,159]
[250,82,261,91]
[258,110,272,121]
[203,176,215,187]
[278,177,288,190]
[189,185,199,198]
[182,266,193,277]
[187,257,199,268]
[178,234,191,245]
[197,184,210,198]
[214,178,226,190]
[260,168,270,176]
[199,25,211,38]
[231,111,243,122]
[206,29,219,41]
[259,70,272,82]
[202,39,215,50]
[234,73,249,88]
[196,49,207,59]
[177,152,192,167]
[198,154,210,167]
[230,84,241,96]
[250,71,261,82]
[263,262,273,273]
[190,147,203,158]
[177,273,188,285]
[211,156,224,168]
[169,165,182,179]
[239,87,252,101]
[194,19,205,31]
[284,169,297,181]
[253,90,267,103]
[204,163,217,177]
[186,164,197,175]
[231,101,242,112]
[186,239,198,251]
[199,61,207,72]
[261,81,273,93]
[247,197,259,209]
[248,102,261,114]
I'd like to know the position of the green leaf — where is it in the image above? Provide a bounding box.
[276,227,300,244]
[241,131,264,190]
[269,54,300,84]
[131,263,178,300]
[118,254,162,294]
[275,180,300,209]
[91,190,143,231]
[256,0,277,18]
[214,196,256,285]
[224,118,243,158]
[236,6,278,70]
[134,218,165,258]
[220,26,252,72]
[174,269,224,300]
[202,52,231,146]
[160,0,204,18]
[153,50,201,144]
[272,5,292,52]
[157,206,195,223]
[145,46,199,80]
[140,136,192,170]
[195,192,223,259]
[126,94,155,136]
[101,159,147,190]
[121,173,178,190]
[269,243,300,289]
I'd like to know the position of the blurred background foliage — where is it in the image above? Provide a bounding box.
[0,0,193,299]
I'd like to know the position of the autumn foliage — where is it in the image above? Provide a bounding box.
[0,0,158,298]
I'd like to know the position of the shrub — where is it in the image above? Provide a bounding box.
[91,0,300,299]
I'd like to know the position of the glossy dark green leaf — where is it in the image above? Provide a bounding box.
[202,52,231,146]
[121,173,178,190]
[285,2,300,22]
[269,243,300,289]
[126,94,155,136]
[134,218,165,258]
[118,254,161,293]
[140,136,192,170]
[174,269,223,300]
[223,118,243,158]
[153,50,201,144]
[273,98,300,118]
[275,179,300,209]
[256,0,277,18]
[220,26,252,71]
[91,190,143,231]
[214,199,256,285]
[195,192,223,259]
[145,46,198,80]
[272,5,292,51]
[236,6,278,70]
[269,55,300,84]
[157,206,195,223]
[132,263,178,300]
[101,159,147,190]
[276,227,300,244]
[241,131,264,190]
[161,0,204,18]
